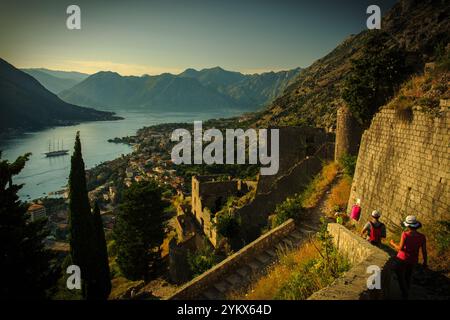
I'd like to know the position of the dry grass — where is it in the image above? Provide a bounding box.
[229,242,319,300]
[302,162,339,209]
[324,176,352,218]
[109,277,144,300]
[387,66,449,117]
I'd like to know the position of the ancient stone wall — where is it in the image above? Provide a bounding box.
[309,223,392,300]
[168,232,206,284]
[257,126,333,194]
[238,142,335,242]
[348,105,449,231]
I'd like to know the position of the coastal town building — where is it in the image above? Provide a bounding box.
[27,203,46,222]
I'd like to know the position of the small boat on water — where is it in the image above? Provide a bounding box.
[45,139,69,157]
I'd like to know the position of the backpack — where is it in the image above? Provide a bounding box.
[369,222,383,244]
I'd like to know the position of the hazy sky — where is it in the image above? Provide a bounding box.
[0,0,397,75]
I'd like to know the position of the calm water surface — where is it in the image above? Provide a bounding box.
[0,109,240,200]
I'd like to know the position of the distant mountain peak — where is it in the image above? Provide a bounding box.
[58,64,303,112]
[208,66,225,71]
[94,71,121,76]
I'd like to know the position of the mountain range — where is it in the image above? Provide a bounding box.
[21,68,89,94]
[58,67,302,112]
[0,58,120,135]
[250,0,450,129]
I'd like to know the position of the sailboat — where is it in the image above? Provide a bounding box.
[45,139,69,157]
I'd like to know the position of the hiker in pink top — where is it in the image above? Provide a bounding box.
[390,215,427,299]
[349,198,361,223]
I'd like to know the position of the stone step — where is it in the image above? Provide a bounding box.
[198,294,208,300]
[236,266,251,278]
[213,280,231,294]
[286,234,300,243]
[248,259,263,272]
[275,242,290,253]
[255,252,272,265]
[298,227,315,235]
[265,248,277,258]
[203,287,224,300]
[300,223,318,231]
[281,238,293,248]
[289,231,303,240]
[225,273,243,287]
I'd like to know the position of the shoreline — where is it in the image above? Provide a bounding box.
[0,115,124,142]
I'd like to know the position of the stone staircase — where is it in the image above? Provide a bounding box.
[197,226,316,300]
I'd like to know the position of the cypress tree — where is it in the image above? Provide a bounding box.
[68,132,96,299]
[68,132,111,300]
[0,152,58,299]
[90,202,111,299]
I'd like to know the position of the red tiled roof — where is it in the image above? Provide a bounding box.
[28,203,45,211]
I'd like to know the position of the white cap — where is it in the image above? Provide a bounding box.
[371,210,381,218]
[356,198,361,205]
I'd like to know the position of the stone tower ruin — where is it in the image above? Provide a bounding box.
[334,105,363,161]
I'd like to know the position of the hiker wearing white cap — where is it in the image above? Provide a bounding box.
[360,210,386,246]
[390,215,427,299]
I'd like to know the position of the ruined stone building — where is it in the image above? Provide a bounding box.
[191,175,254,247]
[169,126,335,283]
[190,127,335,246]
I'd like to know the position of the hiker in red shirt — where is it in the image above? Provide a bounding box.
[360,210,386,246]
[390,215,427,299]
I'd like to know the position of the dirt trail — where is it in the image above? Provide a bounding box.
[298,174,342,232]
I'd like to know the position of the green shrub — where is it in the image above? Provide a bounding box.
[435,221,450,254]
[215,212,241,239]
[272,195,305,228]
[417,97,440,109]
[342,31,407,125]
[187,246,220,278]
[339,154,357,177]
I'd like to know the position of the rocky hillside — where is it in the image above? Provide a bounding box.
[250,0,449,129]
[0,58,119,135]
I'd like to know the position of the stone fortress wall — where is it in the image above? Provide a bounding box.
[236,127,334,242]
[347,103,449,231]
